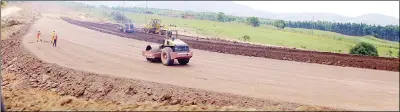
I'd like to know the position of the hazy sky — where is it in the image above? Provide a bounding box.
[234,1,399,18]
[78,1,399,19]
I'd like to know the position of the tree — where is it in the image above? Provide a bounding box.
[349,42,378,56]
[273,20,286,29]
[1,1,7,8]
[246,17,260,27]
[111,11,127,22]
[180,14,185,18]
[217,12,225,22]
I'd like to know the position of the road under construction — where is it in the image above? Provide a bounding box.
[2,2,399,111]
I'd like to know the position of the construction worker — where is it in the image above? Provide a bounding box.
[53,34,58,47]
[36,31,42,42]
[51,31,55,44]
[167,31,172,38]
[0,84,5,112]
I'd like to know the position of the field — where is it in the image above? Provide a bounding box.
[60,2,399,58]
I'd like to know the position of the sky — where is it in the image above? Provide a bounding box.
[233,1,399,19]
[77,1,399,19]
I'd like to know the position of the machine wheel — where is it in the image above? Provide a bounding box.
[178,59,190,65]
[161,47,173,66]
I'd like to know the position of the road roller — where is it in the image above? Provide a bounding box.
[142,30,193,66]
[119,19,135,33]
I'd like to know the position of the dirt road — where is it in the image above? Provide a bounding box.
[63,18,400,71]
[21,14,399,111]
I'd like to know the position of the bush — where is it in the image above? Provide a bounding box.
[1,1,7,8]
[334,36,343,41]
[349,42,378,56]
[241,35,251,41]
[398,50,400,57]
[388,50,393,56]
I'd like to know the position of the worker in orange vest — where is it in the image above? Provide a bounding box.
[53,34,58,47]
[36,31,42,42]
[51,31,56,44]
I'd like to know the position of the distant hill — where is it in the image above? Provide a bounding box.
[348,14,400,26]
[271,12,351,22]
[84,1,400,26]
[132,1,275,18]
[273,13,399,26]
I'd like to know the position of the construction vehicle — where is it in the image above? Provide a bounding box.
[143,19,167,35]
[142,30,192,66]
[119,20,135,33]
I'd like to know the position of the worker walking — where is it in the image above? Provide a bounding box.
[51,31,56,44]
[36,31,42,42]
[53,34,58,47]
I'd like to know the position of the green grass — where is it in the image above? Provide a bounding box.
[61,2,399,58]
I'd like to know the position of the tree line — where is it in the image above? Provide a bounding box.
[283,21,400,41]
[111,6,269,25]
